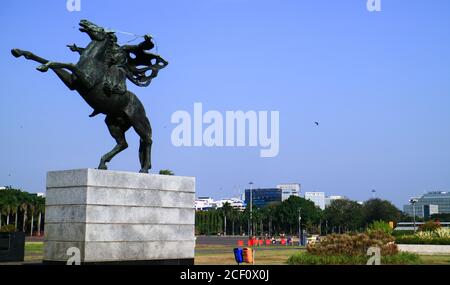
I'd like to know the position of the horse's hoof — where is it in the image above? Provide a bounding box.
[98,165,107,170]
[11,49,22,58]
[36,64,49,72]
[139,169,149,174]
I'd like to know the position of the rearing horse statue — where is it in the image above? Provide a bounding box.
[11,20,168,173]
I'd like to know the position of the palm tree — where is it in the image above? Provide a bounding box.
[11,200,19,230]
[20,201,28,233]
[221,202,233,236]
[0,188,46,234]
[262,204,277,237]
[252,208,260,236]
[0,195,11,228]
[14,205,19,229]
[229,207,240,236]
[29,197,36,236]
[36,197,45,236]
[5,192,18,226]
[5,204,11,225]
[0,199,4,228]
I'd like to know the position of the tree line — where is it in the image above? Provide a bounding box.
[195,196,407,236]
[1,187,411,237]
[0,187,45,235]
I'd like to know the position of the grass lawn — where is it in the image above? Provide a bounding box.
[25,242,44,262]
[419,255,450,265]
[195,245,304,265]
[18,242,450,265]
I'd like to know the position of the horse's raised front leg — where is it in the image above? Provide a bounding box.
[11,49,74,90]
[11,49,48,64]
[37,61,73,73]
[37,61,91,88]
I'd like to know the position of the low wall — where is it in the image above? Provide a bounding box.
[398,244,450,255]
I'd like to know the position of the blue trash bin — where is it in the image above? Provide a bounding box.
[233,248,244,264]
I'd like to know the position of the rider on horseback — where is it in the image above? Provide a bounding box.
[103,43,127,96]
[86,33,168,118]
[103,34,168,97]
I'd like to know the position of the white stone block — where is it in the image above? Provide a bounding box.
[44,169,195,264]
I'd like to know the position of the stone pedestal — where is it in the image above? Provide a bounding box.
[43,169,195,264]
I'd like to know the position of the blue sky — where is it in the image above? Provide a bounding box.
[1,0,450,208]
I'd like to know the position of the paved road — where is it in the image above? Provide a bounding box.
[196,236,246,246]
[17,235,287,246]
[26,236,44,242]
[195,236,303,248]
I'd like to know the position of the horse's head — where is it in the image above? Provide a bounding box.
[79,19,116,42]
[78,20,118,63]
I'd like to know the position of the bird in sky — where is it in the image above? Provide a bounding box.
[314,121,319,126]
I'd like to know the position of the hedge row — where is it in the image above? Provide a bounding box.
[395,236,450,245]
[287,252,421,265]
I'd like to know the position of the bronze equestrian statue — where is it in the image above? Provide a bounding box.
[11,20,168,173]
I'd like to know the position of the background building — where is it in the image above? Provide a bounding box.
[423,204,439,219]
[245,188,282,208]
[277,183,301,201]
[304,192,326,210]
[195,197,215,211]
[325,195,346,208]
[214,198,245,211]
[403,191,450,218]
[195,196,245,211]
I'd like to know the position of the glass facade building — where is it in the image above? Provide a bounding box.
[244,188,282,208]
[403,191,450,218]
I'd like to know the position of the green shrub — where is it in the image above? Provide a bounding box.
[392,230,415,237]
[382,252,422,265]
[395,235,450,245]
[367,220,393,235]
[435,228,450,238]
[287,252,421,265]
[419,221,441,232]
[0,224,17,233]
[288,253,367,265]
[307,231,398,257]
[394,227,450,244]
[416,231,434,240]
[159,169,174,175]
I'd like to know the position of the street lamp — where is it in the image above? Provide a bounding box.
[249,182,254,237]
[409,198,419,232]
[298,208,302,246]
[371,189,376,199]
